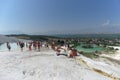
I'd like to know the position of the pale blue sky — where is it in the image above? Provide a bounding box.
[0,0,120,34]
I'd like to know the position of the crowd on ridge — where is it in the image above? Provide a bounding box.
[6,40,78,58]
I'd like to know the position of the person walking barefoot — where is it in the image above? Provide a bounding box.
[6,42,11,51]
[38,41,41,51]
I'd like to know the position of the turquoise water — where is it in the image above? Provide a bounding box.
[76,44,104,53]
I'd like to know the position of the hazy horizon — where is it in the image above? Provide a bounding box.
[0,0,120,35]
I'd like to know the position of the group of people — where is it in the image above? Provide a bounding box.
[51,41,78,58]
[7,41,25,51]
[6,41,46,52]
[27,41,43,51]
[6,40,78,58]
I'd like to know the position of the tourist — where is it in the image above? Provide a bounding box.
[51,42,55,50]
[69,48,77,58]
[41,41,42,48]
[19,42,25,51]
[37,41,41,51]
[55,45,61,55]
[6,42,11,51]
[55,45,67,56]
[46,42,49,48]
[29,42,32,51]
[33,41,37,50]
[44,41,47,48]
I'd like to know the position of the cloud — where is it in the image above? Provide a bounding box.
[112,24,120,27]
[102,20,110,26]
[102,19,120,27]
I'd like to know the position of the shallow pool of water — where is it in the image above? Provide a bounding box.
[76,44,104,53]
